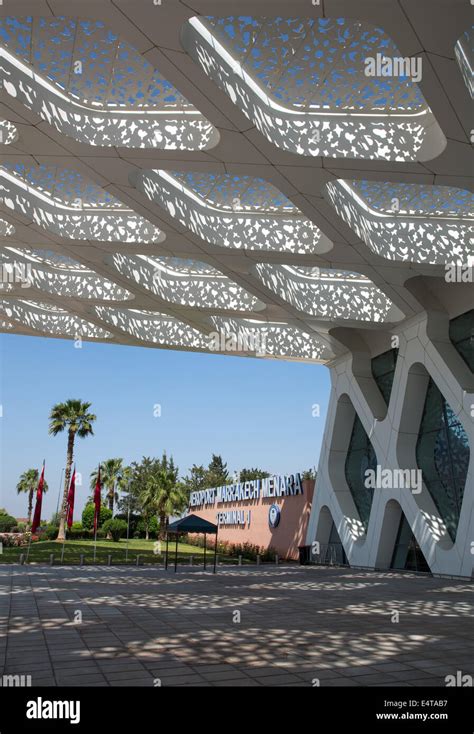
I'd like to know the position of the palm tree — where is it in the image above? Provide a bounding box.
[139,453,186,539]
[49,399,96,541]
[16,468,49,527]
[90,459,131,513]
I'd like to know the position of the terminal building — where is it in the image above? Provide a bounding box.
[189,474,315,561]
[0,3,472,577]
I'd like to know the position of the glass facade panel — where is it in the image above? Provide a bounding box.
[449,309,474,372]
[416,379,470,542]
[391,513,430,573]
[371,348,398,406]
[344,415,378,531]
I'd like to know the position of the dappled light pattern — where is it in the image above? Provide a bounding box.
[112,253,262,311]
[255,264,398,322]
[0,164,164,243]
[138,170,324,253]
[0,16,218,149]
[182,17,444,161]
[1,566,471,687]
[326,180,473,264]
[0,299,112,338]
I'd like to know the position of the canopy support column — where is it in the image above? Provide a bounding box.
[213,527,218,574]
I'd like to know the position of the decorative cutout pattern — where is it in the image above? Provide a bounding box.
[0,16,218,149]
[0,249,132,300]
[255,264,398,322]
[326,180,473,264]
[210,316,332,361]
[0,165,164,243]
[455,27,473,99]
[112,253,262,311]
[137,170,325,253]
[182,17,445,161]
[0,298,112,337]
[0,118,18,145]
[95,306,210,349]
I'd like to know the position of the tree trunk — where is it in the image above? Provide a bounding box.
[27,487,34,527]
[159,513,167,540]
[56,430,75,541]
[108,486,114,512]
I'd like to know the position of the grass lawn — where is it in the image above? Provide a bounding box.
[0,538,235,566]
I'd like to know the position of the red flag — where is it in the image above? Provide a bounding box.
[31,462,45,534]
[93,465,101,534]
[66,468,76,530]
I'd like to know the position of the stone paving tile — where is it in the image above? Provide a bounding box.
[0,565,471,687]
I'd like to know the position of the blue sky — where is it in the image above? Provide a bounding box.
[0,333,330,521]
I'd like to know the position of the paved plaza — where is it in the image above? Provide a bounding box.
[0,565,472,687]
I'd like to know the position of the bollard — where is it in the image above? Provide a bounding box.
[49,554,54,566]
[107,554,112,567]
[256,554,260,566]
[238,555,242,566]
[19,554,25,565]
[136,555,140,566]
[190,556,193,566]
[80,554,85,567]
[275,554,279,566]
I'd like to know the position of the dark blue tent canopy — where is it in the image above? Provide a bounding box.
[167,513,218,535]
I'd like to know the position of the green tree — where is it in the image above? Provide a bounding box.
[81,503,112,530]
[180,464,207,505]
[102,518,127,542]
[239,468,270,482]
[49,399,96,541]
[16,468,49,526]
[0,510,18,532]
[139,453,187,539]
[121,457,158,539]
[90,459,131,513]
[206,454,229,487]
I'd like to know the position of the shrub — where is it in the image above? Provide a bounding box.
[0,532,30,547]
[187,534,277,562]
[44,524,59,540]
[102,518,127,542]
[81,503,112,530]
[0,513,19,533]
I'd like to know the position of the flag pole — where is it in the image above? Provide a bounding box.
[25,525,33,563]
[26,460,45,563]
[93,463,101,564]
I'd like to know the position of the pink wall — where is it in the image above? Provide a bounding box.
[188,479,314,561]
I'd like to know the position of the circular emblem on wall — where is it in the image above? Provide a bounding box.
[268,504,281,529]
